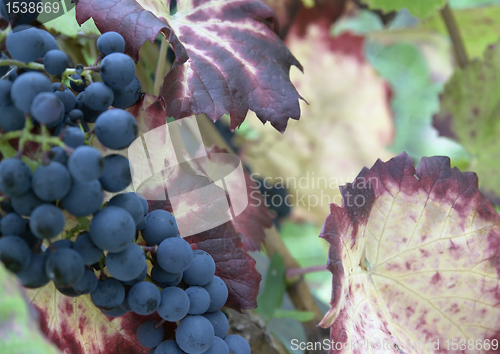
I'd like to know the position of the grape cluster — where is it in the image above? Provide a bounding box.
[0,24,251,354]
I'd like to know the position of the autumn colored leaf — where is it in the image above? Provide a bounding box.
[76,0,304,132]
[320,152,500,353]
[433,39,500,205]
[363,0,446,19]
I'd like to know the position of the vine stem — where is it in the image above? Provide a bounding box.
[154,36,169,96]
[440,3,468,69]
[286,264,328,279]
[141,245,159,253]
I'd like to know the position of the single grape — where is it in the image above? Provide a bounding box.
[224,335,251,354]
[100,53,135,88]
[142,209,178,246]
[185,286,211,315]
[10,71,52,112]
[45,248,85,287]
[73,269,98,294]
[90,278,125,310]
[97,31,125,56]
[203,336,229,354]
[17,252,50,288]
[67,146,104,182]
[175,315,215,354]
[0,213,26,235]
[89,206,135,252]
[0,236,31,273]
[0,79,13,105]
[107,192,144,227]
[11,190,43,216]
[203,276,228,313]
[69,109,84,122]
[29,204,65,239]
[83,82,114,111]
[55,284,81,297]
[0,102,25,132]
[44,50,68,76]
[137,194,149,215]
[136,320,165,349]
[154,340,184,354]
[150,264,182,288]
[99,154,132,192]
[105,242,146,281]
[127,281,161,315]
[6,25,53,63]
[156,287,190,322]
[202,311,229,338]
[121,262,148,287]
[61,179,103,217]
[69,74,86,92]
[95,109,138,150]
[101,307,128,318]
[45,239,74,253]
[61,126,85,148]
[30,92,65,125]
[49,146,68,165]
[0,158,32,197]
[53,86,76,113]
[157,237,193,274]
[183,250,215,286]
[112,77,142,109]
[31,161,71,201]
[74,232,103,265]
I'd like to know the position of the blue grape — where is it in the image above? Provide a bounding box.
[100,53,135,89]
[202,311,229,338]
[183,250,215,286]
[6,26,54,63]
[203,276,228,312]
[49,146,68,165]
[61,126,85,148]
[43,50,68,76]
[175,315,214,354]
[224,335,251,354]
[45,248,85,287]
[157,237,193,274]
[74,269,98,294]
[89,206,135,252]
[17,252,50,288]
[185,286,211,315]
[2,1,41,25]
[11,190,43,216]
[151,264,182,288]
[112,76,142,109]
[0,212,26,235]
[97,32,125,56]
[67,146,104,182]
[83,82,114,111]
[0,158,31,197]
[142,209,178,246]
[45,239,73,253]
[53,85,76,113]
[137,194,148,215]
[30,92,65,125]
[121,262,148,286]
[69,74,86,92]
[74,232,103,265]
[136,320,165,349]
[100,307,128,318]
[18,227,38,248]
[10,71,52,112]
[0,236,31,273]
[203,336,229,354]
[31,161,71,201]
[0,79,13,105]
[99,154,132,192]
[68,109,84,122]
[0,102,24,132]
[105,242,146,281]
[61,179,103,217]
[55,284,81,297]
[90,278,125,310]
[154,340,184,354]
[157,287,190,322]
[95,109,138,150]
[127,281,161,315]
[29,204,65,239]
[107,192,144,227]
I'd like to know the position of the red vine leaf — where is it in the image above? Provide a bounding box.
[320,152,500,353]
[76,0,304,132]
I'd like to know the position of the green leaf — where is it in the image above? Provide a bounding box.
[272,309,315,322]
[255,254,286,323]
[420,5,500,59]
[44,7,100,38]
[434,39,500,205]
[0,264,61,354]
[363,0,446,19]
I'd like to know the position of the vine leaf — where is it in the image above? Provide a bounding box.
[433,39,500,205]
[362,0,446,19]
[320,152,500,353]
[76,0,304,132]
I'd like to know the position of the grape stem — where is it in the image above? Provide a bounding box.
[141,245,159,253]
[285,264,328,280]
[154,319,166,329]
